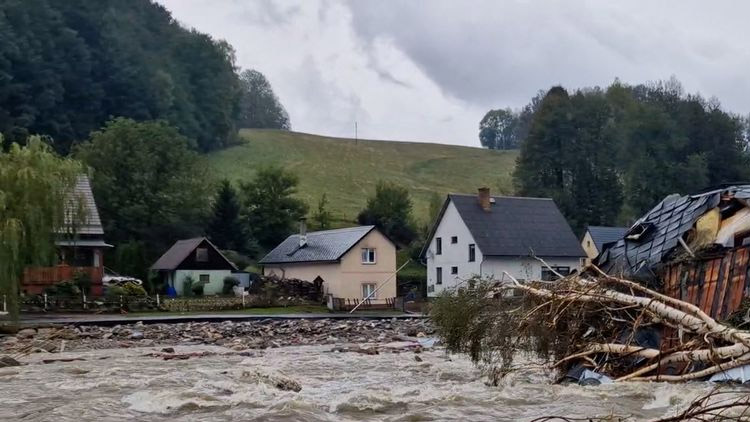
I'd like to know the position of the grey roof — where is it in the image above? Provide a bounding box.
[259,226,380,264]
[151,237,237,270]
[586,226,628,252]
[422,194,585,258]
[61,175,104,235]
[597,185,750,281]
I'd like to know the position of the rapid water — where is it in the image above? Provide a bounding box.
[0,344,716,421]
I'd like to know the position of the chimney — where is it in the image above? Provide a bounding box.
[299,218,308,247]
[478,187,491,211]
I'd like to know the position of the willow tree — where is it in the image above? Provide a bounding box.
[0,137,82,321]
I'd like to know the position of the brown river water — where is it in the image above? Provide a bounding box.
[0,344,719,421]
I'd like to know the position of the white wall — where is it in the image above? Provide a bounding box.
[173,269,233,295]
[425,200,482,297]
[481,256,582,282]
[425,198,582,297]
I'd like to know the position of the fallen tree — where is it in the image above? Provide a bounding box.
[430,263,750,385]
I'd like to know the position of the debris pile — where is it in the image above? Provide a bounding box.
[0,318,433,354]
[433,268,750,385]
[248,276,324,302]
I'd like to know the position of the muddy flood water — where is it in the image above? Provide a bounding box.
[0,343,720,421]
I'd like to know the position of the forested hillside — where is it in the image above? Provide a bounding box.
[482,78,750,232]
[0,0,288,153]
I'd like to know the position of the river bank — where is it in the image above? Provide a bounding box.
[1,318,435,354]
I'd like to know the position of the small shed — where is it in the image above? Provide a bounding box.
[151,237,237,295]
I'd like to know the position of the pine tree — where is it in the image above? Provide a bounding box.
[207,179,250,253]
[312,193,332,230]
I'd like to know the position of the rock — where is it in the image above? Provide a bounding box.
[16,328,36,339]
[128,331,144,340]
[414,355,423,362]
[242,368,302,392]
[161,347,175,353]
[0,356,21,367]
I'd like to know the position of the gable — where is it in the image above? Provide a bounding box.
[151,237,237,271]
[424,194,585,258]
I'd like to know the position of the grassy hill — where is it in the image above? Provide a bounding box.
[204,129,518,226]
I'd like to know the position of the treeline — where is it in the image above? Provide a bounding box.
[481,78,750,232]
[0,0,289,154]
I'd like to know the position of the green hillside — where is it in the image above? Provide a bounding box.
[204,129,518,225]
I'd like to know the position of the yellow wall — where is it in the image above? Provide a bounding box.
[263,229,397,300]
[581,231,599,264]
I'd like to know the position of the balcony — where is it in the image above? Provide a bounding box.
[22,265,103,295]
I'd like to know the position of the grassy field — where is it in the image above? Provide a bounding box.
[204,129,518,225]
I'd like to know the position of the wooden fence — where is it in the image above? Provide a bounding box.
[326,296,401,312]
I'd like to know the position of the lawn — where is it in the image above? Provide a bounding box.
[204,129,518,226]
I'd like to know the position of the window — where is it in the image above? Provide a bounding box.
[587,240,591,248]
[436,267,443,285]
[451,266,458,275]
[451,236,458,244]
[199,274,210,284]
[541,266,571,281]
[196,248,209,262]
[435,237,442,255]
[362,283,376,299]
[468,244,476,262]
[361,248,377,264]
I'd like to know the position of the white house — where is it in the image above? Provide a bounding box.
[420,188,586,297]
[151,237,238,295]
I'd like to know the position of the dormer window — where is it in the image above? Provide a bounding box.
[195,247,208,262]
[361,248,376,264]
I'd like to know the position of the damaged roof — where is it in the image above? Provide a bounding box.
[259,226,382,265]
[586,226,628,252]
[597,185,750,281]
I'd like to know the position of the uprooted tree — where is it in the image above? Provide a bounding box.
[431,264,750,387]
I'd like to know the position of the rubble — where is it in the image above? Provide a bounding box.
[0,318,433,355]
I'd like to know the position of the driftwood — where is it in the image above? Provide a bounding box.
[495,264,750,382]
[431,259,750,386]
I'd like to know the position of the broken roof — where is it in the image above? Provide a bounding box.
[259,226,381,265]
[586,226,628,252]
[151,237,237,271]
[422,194,585,258]
[597,185,750,281]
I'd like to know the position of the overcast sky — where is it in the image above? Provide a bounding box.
[158,0,750,147]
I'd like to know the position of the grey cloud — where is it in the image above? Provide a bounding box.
[347,0,750,113]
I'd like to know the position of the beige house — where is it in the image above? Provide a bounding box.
[259,224,397,302]
[581,226,628,264]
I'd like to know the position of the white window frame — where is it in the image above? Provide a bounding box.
[362,283,377,299]
[361,248,377,264]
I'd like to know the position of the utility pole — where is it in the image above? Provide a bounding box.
[355,121,358,145]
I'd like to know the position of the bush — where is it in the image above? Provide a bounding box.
[45,280,81,296]
[73,271,92,294]
[192,282,204,296]
[183,275,195,298]
[223,276,240,294]
[106,282,147,298]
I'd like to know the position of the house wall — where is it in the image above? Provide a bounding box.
[173,269,233,295]
[263,229,397,300]
[264,263,341,295]
[335,229,397,300]
[425,200,482,297]
[581,231,599,263]
[425,198,582,297]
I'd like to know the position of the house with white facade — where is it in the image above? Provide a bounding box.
[420,188,585,297]
[151,237,238,295]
